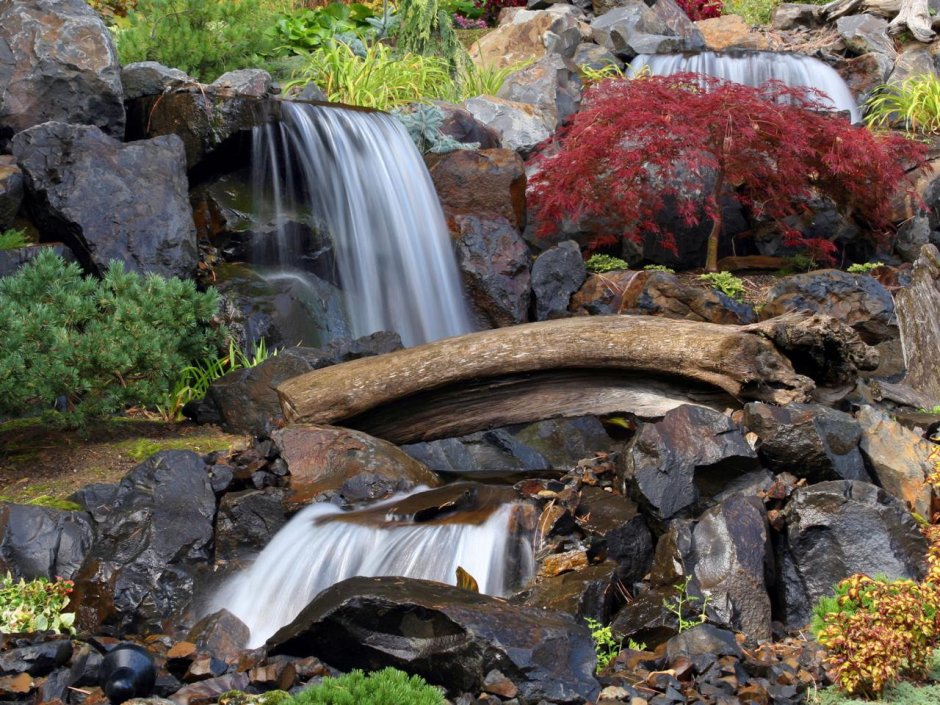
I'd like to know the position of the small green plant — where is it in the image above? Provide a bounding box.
[866,74,940,135]
[0,573,76,634]
[699,271,746,302]
[663,576,711,632]
[457,60,527,98]
[394,104,478,154]
[720,0,780,25]
[586,254,630,273]
[847,262,885,274]
[396,0,470,77]
[270,2,394,56]
[0,228,30,250]
[580,62,625,84]
[920,405,940,414]
[584,617,646,671]
[288,667,444,705]
[643,264,675,273]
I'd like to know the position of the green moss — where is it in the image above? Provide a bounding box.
[290,668,444,705]
[116,436,235,462]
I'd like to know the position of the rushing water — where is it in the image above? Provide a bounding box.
[629,51,861,123]
[213,484,536,647]
[251,102,473,347]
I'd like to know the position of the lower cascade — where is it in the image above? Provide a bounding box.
[629,51,861,123]
[212,483,537,647]
[251,102,473,347]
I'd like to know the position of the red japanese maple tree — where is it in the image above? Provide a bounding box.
[529,73,926,271]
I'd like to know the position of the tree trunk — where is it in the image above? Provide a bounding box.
[705,168,725,273]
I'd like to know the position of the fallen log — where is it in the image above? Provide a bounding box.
[822,0,936,43]
[277,313,877,443]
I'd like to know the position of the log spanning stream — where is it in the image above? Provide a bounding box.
[213,483,537,647]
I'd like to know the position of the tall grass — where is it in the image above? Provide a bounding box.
[866,74,940,135]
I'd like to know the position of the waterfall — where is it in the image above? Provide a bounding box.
[629,51,861,123]
[212,485,536,647]
[251,102,473,347]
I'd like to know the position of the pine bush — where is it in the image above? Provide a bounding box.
[289,668,444,705]
[0,251,223,424]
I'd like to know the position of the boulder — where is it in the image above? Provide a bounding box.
[435,103,502,149]
[426,148,527,230]
[621,405,759,521]
[519,561,623,622]
[268,576,600,703]
[577,487,654,587]
[186,610,250,664]
[454,215,532,328]
[11,123,197,279]
[772,4,823,30]
[121,62,192,101]
[497,54,582,131]
[695,15,770,51]
[0,0,124,151]
[271,425,442,508]
[0,242,76,278]
[895,215,931,263]
[836,52,893,101]
[0,155,23,230]
[776,480,928,629]
[0,640,72,677]
[742,402,869,483]
[469,7,586,70]
[571,43,624,73]
[889,43,936,85]
[857,406,934,519]
[836,14,894,58]
[0,504,94,581]
[531,240,586,320]
[759,269,897,344]
[461,97,553,154]
[609,585,677,646]
[210,69,272,98]
[70,451,217,633]
[895,244,940,405]
[590,1,705,59]
[213,489,288,564]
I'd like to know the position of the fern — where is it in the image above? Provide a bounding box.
[396,0,470,76]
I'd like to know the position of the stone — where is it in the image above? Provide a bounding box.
[271,425,441,508]
[622,406,759,521]
[531,240,586,320]
[454,215,532,328]
[427,148,527,230]
[895,245,940,405]
[665,624,742,672]
[520,561,622,621]
[836,14,894,58]
[268,576,600,703]
[170,673,249,705]
[122,62,192,101]
[0,156,23,230]
[497,54,582,131]
[590,1,705,59]
[742,402,869,483]
[776,480,928,628]
[0,640,72,677]
[889,44,935,85]
[895,215,931,263]
[857,406,933,519]
[609,585,678,647]
[461,96,553,154]
[483,669,518,698]
[0,0,124,151]
[469,7,585,70]
[771,4,823,30]
[577,487,654,587]
[213,489,287,563]
[186,610,250,664]
[759,269,897,344]
[0,672,33,695]
[12,123,197,279]
[210,69,272,98]
[434,103,502,149]
[0,503,94,580]
[571,43,624,73]
[837,53,893,101]
[695,15,769,51]
[70,451,217,633]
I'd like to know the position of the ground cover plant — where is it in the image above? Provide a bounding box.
[0,228,30,250]
[529,73,927,272]
[0,574,75,634]
[866,74,940,135]
[287,667,444,705]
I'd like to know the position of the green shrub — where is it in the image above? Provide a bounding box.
[847,262,885,274]
[0,228,30,251]
[396,0,470,76]
[866,74,940,135]
[721,0,778,25]
[289,668,444,705]
[114,0,279,81]
[0,250,223,424]
[643,264,675,273]
[585,254,630,273]
[699,271,746,301]
[0,573,75,634]
[270,2,395,56]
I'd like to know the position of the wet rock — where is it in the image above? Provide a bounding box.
[696,15,770,51]
[497,54,582,131]
[742,402,869,483]
[776,480,928,628]
[0,0,124,151]
[461,96,553,154]
[0,640,72,677]
[531,240,586,320]
[435,103,502,149]
[519,561,622,621]
[186,610,250,664]
[214,489,287,563]
[590,1,705,60]
[70,451,216,634]
[38,666,71,702]
[622,406,759,521]
[469,7,586,70]
[268,576,599,703]
[0,503,94,580]
[454,215,531,328]
[272,425,441,508]
[169,673,249,705]
[857,405,933,519]
[665,624,742,672]
[759,269,897,344]
[895,245,940,404]
[577,488,654,588]
[427,148,527,230]
[11,123,196,279]
[609,585,677,647]
[0,156,23,230]
[122,62,192,101]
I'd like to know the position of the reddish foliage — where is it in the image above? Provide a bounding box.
[529,74,927,268]
[677,0,723,20]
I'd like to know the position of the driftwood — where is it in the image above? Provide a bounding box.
[276,313,877,444]
[822,0,935,43]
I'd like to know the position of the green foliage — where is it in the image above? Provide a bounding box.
[811,677,940,705]
[721,0,779,25]
[270,3,396,56]
[289,667,444,705]
[643,264,675,273]
[781,253,819,274]
[396,0,470,76]
[585,616,620,670]
[585,254,630,273]
[847,262,885,274]
[699,271,746,302]
[663,576,711,632]
[921,405,940,414]
[395,105,478,154]
[866,74,940,135]
[115,0,279,81]
[0,228,30,251]
[457,60,526,99]
[0,250,223,425]
[580,62,625,84]
[0,573,75,634]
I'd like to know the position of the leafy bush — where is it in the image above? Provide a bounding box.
[721,0,778,25]
[0,251,223,424]
[396,0,470,75]
[586,254,630,273]
[866,74,940,135]
[699,271,746,301]
[0,228,30,251]
[529,74,926,272]
[0,574,75,634]
[643,264,675,273]
[679,0,723,20]
[289,668,444,705]
[847,262,885,274]
[270,2,395,56]
[115,0,279,81]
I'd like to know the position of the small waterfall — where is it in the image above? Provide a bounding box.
[252,103,473,347]
[629,51,861,123]
[213,484,536,647]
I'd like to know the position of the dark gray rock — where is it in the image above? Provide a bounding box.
[70,451,217,634]
[577,487,654,587]
[609,585,677,647]
[0,640,72,676]
[497,53,582,131]
[776,480,928,629]
[518,561,622,622]
[0,503,94,580]
[0,0,124,151]
[531,240,586,320]
[571,43,625,73]
[772,3,823,30]
[742,402,869,483]
[435,103,502,149]
[896,215,931,263]
[121,62,192,101]
[214,489,287,563]
[268,576,600,704]
[0,155,23,230]
[836,14,894,57]
[12,122,197,279]
[454,215,531,329]
[210,69,273,98]
[461,96,552,155]
[0,242,76,278]
[186,609,250,663]
[590,1,705,59]
[665,624,742,672]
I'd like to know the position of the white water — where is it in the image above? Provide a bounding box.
[629,51,861,123]
[213,489,536,647]
[252,102,473,347]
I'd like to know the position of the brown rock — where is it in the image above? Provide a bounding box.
[482,668,518,698]
[427,149,526,231]
[469,9,583,70]
[167,642,197,659]
[695,15,769,51]
[538,549,589,577]
[895,244,940,405]
[0,672,33,695]
[186,609,249,663]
